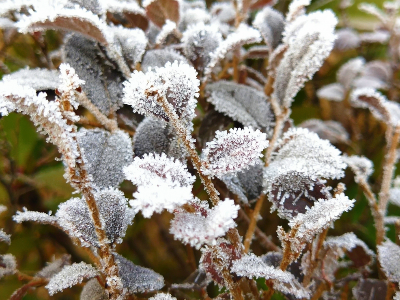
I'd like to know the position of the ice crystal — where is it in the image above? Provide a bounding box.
[253,7,284,50]
[63,34,124,114]
[77,128,133,189]
[377,240,400,283]
[274,10,337,107]
[182,23,222,71]
[141,49,188,72]
[123,61,199,123]
[221,163,264,204]
[124,153,195,217]
[149,293,177,300]
[351,88,400,127]
[231,253,310,299]
[204,23,262,78]
[35,254,71,279]
[80,278,107,300]
[201,127,268,177]
[205,81,273,129]
[299,119,349,144]
[288,193,355,252]
[114,254,165,294]
[46,262,99,295]
[1,68,61,91]
[0,254,17,279]
[342,155,374,183]
[56,188,133,247]
[170,198,239,248]
[13,208,58,225]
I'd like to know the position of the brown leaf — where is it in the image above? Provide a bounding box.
[353,279,388,300]
[145,0,180,28]
[347,245,373,268]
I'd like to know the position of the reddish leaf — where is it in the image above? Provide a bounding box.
[145,0,180,28]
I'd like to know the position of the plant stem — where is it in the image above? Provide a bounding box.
[243,193,265,252]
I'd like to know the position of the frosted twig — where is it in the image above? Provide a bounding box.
[243,193,265,252]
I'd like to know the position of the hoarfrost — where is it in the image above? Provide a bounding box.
[155,19,177,45]
[201,127,268,177]
[46,262,99,295]
[13,208,58,225]
[149,293,177,300]
[170,198,239,248]
[205,81,273,129]
[36,254,71,279]
[141,49,188,72]
[377,240,400,283]
[316,83,345,102]
[114,254,164,294]
[253,7,285,50]
[299,119,349,144]
[336,57,365,90]
[342,155,374,183]
[0,229,10,245]
[77,128,133,189]
[334,28,361,51]
[1,68,61,91]
[0,254,17,279]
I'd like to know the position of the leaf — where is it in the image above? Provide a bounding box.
[170,198,239,248]
[80,278,107,300]
[149,293,177,300]
[201,127,268,177]
[0,229,10,245]
[334,28,361,51]
[124,153,195,217]
[253,7,285,50]
[123,61,199,123]
[299,119,349,144]
[77,128,133,189]
[205,81,273,129]
[231,253,310,299]
[316,83,345,102]
[13,208,58,225]
[1,68,61,91]
[63,34,125,115]
[182,23,222,71]
[360,30,390,44]
[17,4,109,45]
[103,0,148,30]
[114,254,164,294]
[210,2,236,24]
[35,254,71,279]
[0,254,17,279]
[353,60,392,90]
[69,0,103,15]
[133,117,185,160]
[204,23,262,78]
[179,7,211,32]
[141,49,188,72]
[342,155,374,184]
[286,0,311,22]
[377,240,400,283]
[144,0,180,28]
[352,278,388,300]
[198,110,232,149]
[273,10,337,107]
[221,163,264,204]
[337,57,365,90]
[45,262,99,295]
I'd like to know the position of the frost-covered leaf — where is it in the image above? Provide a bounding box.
[36,254,71,279]
[253,7,284,50]
[170,198,239,248]
[17,3,109,45]
[198,110,232,149]
[123,61,199,123]
[144,0,180,28]
[63,34,125,114]
[325,232,375,267]
[286,0,310,22]
[337,57,365,90]
[133,117,185,160]
[77,128,133,189]
[210,2,236,24]
[56,189,133,247]
[124,153,195,217]
[299,119,349,144]
[205,81,273,129]
[221,163,263,204]
[358,3,386,24]
[0,228,10,244]
[231,253,310,299]
[179,7,210,32]
[69,0,103,15]
[359,30,390,44]
[114,254,164,294]
[334,28,361,51]
[149,293,177,300]
[377,240,400,283]
[45,262,99,295]
[80,278,107,300]
[274,10,337,107]
[141,49,188,72]
[353,60,392,90]
[201,127,268,177]
[316,83,345,102]
[200,238,241,285]
[13,208,58,225]
[1,68,61,91]
[342,155,373,184]
[182,23,222,71]
[204,23,262,78]
[111,26,147,66]
[155,19,177,45]
[0,254,17,279]
[351,88,400,127]
[352,278,388,300]
[288,193,355,252]
[0,82,79,180]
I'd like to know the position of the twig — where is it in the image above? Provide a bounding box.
[243,193,265,252]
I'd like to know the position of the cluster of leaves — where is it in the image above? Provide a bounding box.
[0,0,400,300]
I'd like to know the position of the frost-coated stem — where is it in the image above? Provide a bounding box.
[243,193,265,252]
[377,126,400,244]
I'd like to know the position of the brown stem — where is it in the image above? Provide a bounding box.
[279,226,301,271]
[310,282,327,300]
[244,193,265,252]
